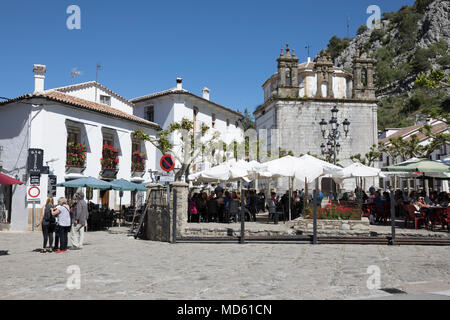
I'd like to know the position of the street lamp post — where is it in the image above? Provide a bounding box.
[319,106,350,199]
[319,106,350,165]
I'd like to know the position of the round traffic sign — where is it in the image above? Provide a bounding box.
[28,186,41,198]
[160,154,175,173]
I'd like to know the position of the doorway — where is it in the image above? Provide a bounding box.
[100,190,110,209]
[0,185,12,224]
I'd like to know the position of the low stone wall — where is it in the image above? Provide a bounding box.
[183,223,295,237]
[291,217,370,232]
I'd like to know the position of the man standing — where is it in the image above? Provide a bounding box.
[71,192,89,250]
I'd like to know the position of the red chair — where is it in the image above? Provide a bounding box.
[430,208,446,232]
[444,207,450,231]
[404,204,426,230]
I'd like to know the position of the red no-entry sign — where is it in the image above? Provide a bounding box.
[160,154,175,173]
[28,186,41,199]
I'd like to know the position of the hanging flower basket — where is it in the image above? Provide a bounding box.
[66,142,88,167]
[101,144,120,170]
[132,151,146,172]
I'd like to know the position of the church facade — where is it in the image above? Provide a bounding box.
[254,45,379,193]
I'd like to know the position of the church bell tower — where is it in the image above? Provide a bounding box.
[352,48,376,100]
[277,44,299,99]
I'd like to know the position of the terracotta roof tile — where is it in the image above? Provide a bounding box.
[131,89,243,117]
[52,81,134,107]
[0,91,160,129]
[379,122,449,144]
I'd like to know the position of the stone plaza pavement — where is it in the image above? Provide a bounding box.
[0,230,449,300]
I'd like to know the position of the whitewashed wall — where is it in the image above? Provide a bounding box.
[56,85,134,115]
[0,99,158,231]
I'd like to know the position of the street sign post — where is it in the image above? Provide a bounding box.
[160,154,175,173]
[27,186,41,232]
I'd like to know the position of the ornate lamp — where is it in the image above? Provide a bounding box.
[319,119,328,137]
[331,106,339,119]
[343,119,351,137]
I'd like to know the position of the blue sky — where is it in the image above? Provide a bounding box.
[0,0,414,113]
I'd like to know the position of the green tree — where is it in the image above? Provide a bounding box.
[326,36,351,60]
[356,25,368,35]
[350,145,381,167]
[133,118,221,182]
[414,0,434,14]
[241,108,256,131]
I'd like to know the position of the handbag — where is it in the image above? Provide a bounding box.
[189,200,198,215]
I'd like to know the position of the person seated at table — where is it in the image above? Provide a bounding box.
[429,191,438,206]
[419,191,432,205]
[413,197,431,225]
[438,192,449,208]
[409,191,418,203]
[340,192,349,201]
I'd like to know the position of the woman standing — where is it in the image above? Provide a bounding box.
[51,198,72,253]
[35,198,56,253]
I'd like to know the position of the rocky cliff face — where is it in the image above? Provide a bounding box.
[330,0,449,129]
[335,0,449,89]
[418,0,450,48]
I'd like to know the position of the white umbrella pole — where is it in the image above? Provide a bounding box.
[288,177,292,221]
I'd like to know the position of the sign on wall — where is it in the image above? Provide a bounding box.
[27,149,44,174]
[48,175,57,197]
[30,174,41,186]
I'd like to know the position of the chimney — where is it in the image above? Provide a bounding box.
[33,64,46,93]
[176,78,183,90]
[202,88,210,100]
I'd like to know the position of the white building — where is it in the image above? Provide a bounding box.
[131,78,244,176]
[378,118,449,192]
[0,65,160,231]
[255,46,378,193]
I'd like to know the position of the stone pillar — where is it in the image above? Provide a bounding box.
[145,183,169,242]
[327,71,334,98]
[170,181,189,239]
[279,65,286,87]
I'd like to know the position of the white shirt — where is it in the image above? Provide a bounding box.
[56,205,71,227]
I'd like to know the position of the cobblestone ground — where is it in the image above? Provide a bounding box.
[0,230,449,300]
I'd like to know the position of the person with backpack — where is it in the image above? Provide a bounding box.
[35,197,56,253]
[51,197,72,253]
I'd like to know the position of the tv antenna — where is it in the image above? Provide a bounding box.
[96,63,103,83]
[346,16,350,38]
[95,63,103,102]
[305,44,311,58]
[70,68,81,84]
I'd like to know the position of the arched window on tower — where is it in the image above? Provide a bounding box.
[285,68,291,86]
[321,81,328,98]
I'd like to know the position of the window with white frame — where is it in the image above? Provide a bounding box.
[145,105,154,122]
[100,95,111,106]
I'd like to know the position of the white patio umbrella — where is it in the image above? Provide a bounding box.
[334,163,384,181]
[254,156,326,220]
[188,159,253,183]
[298,154,343,176]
